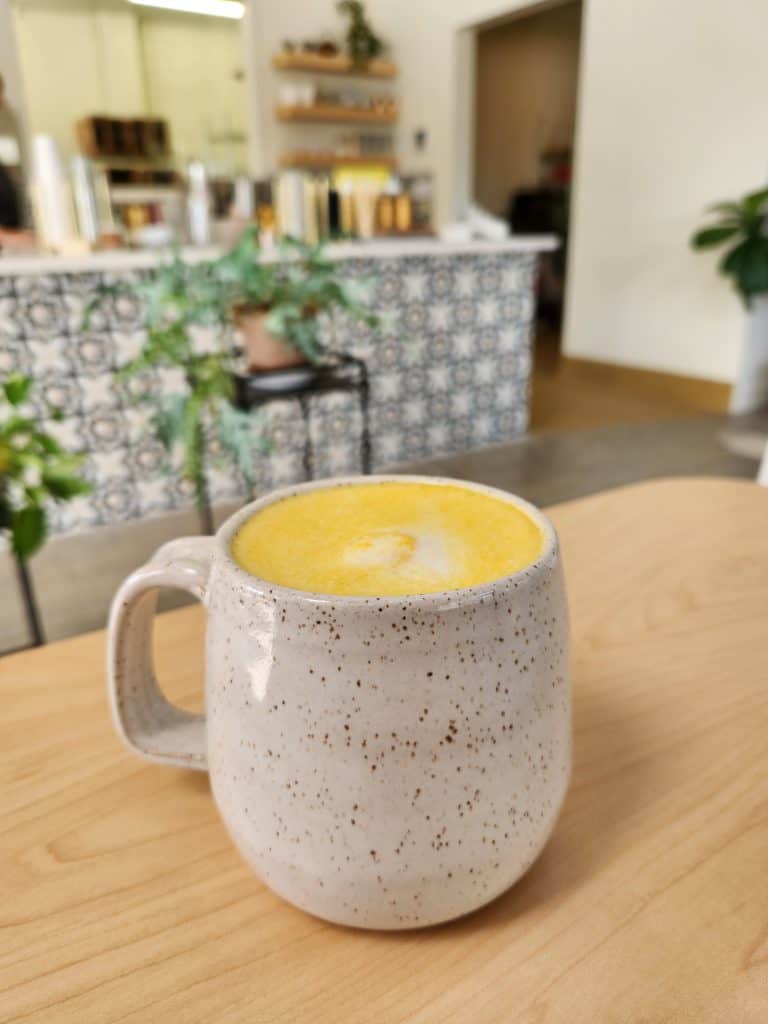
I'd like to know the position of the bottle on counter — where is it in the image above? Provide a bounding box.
[70,154,105,244]
[254,179,276,249]
[353,183,377,240]
[302,175,319,245]
[232,175,254,221]
[407,173,434,233]
[275,170,305,240]
[328,186,341,236]
[375,176,403,235]
[394,190,413,234]
[30,134,77,252]
[186,160,211,246]
[338,181,355,237]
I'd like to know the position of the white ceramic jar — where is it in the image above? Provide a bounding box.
[107,476,571,929]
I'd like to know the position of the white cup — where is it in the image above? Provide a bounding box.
[107,475,571,929]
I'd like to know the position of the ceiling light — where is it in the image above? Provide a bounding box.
[127,0,245,19]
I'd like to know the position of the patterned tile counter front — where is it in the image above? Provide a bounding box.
[0,242,551,537]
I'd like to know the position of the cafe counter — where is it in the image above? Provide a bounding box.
[0,237,556,537]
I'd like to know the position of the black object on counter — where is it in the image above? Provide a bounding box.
[0,161,22,229]
[328,188,341,236]
[508,186,569,328]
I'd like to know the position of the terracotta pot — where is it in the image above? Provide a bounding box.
[235,306,306,372]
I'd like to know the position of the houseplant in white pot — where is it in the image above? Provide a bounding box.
[691,185,768,415]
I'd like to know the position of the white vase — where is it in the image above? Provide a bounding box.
[730,294,768,414]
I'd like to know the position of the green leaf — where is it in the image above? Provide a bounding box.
[719,241,748,276]
[742,187,768,218]
[10,505,46,559]
[718,237,768,303]
[41,466,91,500]
[151,394,188,450]
[0,414,36,439]
[217,403,258,485]
[33,431,64,456]
[691,226,741,249]
[3,374,31,406]
[706,202,742,220]
[182,394,204,486]
[735,237,768,296]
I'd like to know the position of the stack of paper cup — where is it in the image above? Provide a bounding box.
[30,134,75,251]
[71,155,99,244]
[187,160,211,246]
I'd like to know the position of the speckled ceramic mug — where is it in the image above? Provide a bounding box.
[107,475,570,929]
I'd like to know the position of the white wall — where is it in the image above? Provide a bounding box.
[563,0,768,382]
[248,0,768,384]
[244,0,570,223]
[12,0,146,158]
[7,0,765,382]
[0,0,28,131]
[245,0,529,219]
[245,0,439,183]
[139,10,247,167]
[12,0,247,167]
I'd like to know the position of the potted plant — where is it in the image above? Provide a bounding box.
[87,230,380,532]
[209,226,299,372]
[337,0,384,68]
[691,185,768,415]
[0,373,91,647]
[211,229,380,372]
[113,253,265,534]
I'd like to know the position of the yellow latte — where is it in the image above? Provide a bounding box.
[231,481,544,597]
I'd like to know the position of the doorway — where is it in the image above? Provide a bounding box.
[473,0,582,380]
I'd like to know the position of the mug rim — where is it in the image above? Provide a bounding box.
[215,474,559,608]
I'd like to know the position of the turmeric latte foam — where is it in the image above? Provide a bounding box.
[230,481,544,597]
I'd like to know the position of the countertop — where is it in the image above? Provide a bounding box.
[2,477,766,1023]
[0,235,558,276]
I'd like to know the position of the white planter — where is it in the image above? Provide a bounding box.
[730,295,768,414]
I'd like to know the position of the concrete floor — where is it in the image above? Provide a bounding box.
[2,411,765,653]
[403,414,765,506]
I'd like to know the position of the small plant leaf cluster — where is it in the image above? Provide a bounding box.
[88,230,380,518]
[218,229,380,362]
[115,254,262,507]
[691,186,768,306]
[337,0,384,67]
[263,237,380,362]
[0,374,91,560]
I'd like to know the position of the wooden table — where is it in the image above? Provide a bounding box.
[2,478,767,1023]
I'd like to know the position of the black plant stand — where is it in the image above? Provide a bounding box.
[233,353,372,482]
[13,554,44,650]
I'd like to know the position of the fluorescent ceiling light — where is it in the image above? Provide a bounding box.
[127,0,245,18]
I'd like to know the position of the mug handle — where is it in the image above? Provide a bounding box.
[106,536,215,772]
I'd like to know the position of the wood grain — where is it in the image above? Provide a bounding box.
[1,478,767,1023]
[271,53,398,78]
[560,357,731,414]
[276,104,397,124]
[279,151,397,170]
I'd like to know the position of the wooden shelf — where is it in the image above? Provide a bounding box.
[280,152,397,170]
[272,52,397,78]
[374,229,436,239]
[276,103,397,125]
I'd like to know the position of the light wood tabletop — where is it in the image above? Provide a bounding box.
[2,478,767,1023]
